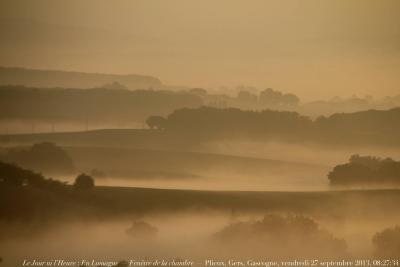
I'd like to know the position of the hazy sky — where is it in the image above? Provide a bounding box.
[1,0,399,100]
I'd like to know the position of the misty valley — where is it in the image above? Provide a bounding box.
[1,1,400,265]
[2,108,400,265]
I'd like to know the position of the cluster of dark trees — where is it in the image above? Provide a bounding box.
[190,87,300,110]
[328,155,400,185]
[146,106,400,146]
[147,107,310,134]
[0,160,95,221]
[214,214,347,258]
[0,161,66,189]
[3,142,75,175]
[0,85,301,127]
[166,107,311,140]
[74,173,95,190]
[215,214,400,258]
[0,160,93,190]
[0,85,203,124]
[373,225,400,258]
[191,87,400,116]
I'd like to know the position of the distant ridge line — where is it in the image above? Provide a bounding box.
[0,66,162,89]
[0,66,161,80]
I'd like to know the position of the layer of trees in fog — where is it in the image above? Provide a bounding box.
[147,106,400,147]
[0,160,95,221]
[193,87,300,110]
[2,82,400,134]
[298,94,400,117]
[2,160,400,261]
[373,226,400,258]
[0,160,67,189]
[214,214,347,259]
[190,87,400,117]
[328,155,400,186]
[2,142,75,175]
[0,85,203,125]
[1,3,400,263]
[0,160,94,192]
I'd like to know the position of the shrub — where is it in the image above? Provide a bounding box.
[73,173,95,190]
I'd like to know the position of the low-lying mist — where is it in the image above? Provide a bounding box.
[57,175,329,192]
[196,140,400,167]
[1,211,398,266]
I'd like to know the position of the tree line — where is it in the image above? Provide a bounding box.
[0,85,203,124]
[146,106,400,146]
[328,154,400,186]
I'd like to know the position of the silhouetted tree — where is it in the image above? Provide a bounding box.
[0,162,25,186]
[328,154,400,185]
[214,214,347,258]
[0,161,66,189]
[328,163,375,185]
[349,154,384,170]
[73,173,95,190]
[373,226,400,258]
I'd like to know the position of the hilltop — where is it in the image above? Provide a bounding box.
[0,66,162,89]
